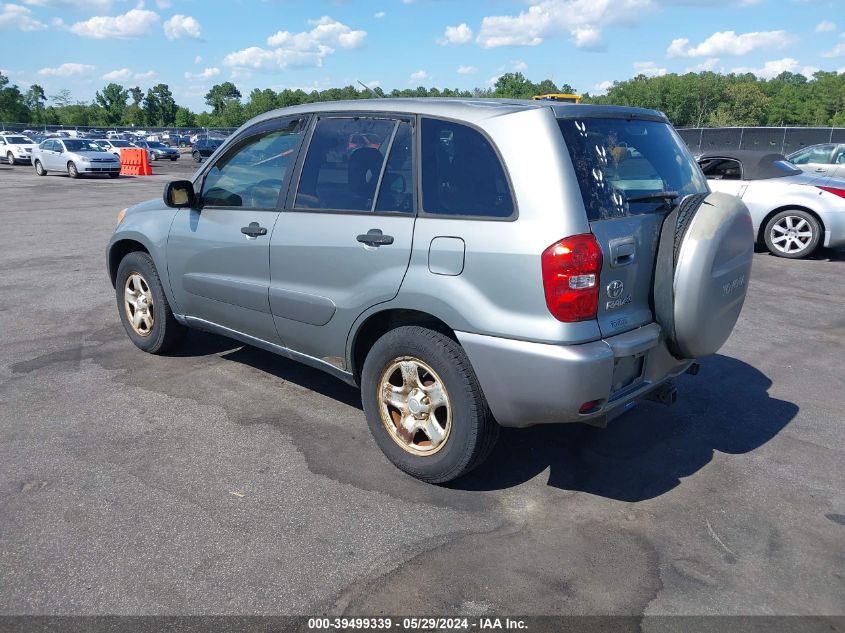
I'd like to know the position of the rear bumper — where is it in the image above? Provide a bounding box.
[457,323,692,428]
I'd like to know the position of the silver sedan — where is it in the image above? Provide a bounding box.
[787,143,845,178]
[32,138,121,178]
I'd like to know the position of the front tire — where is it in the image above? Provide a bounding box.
[115,251,185,354]
[7,152,14,165]
[192,151,201,163]
[34,160,46,176]
[361,326,498,483]
[150,152,158,161]
[67,162,79,179]
[763,210,821,259]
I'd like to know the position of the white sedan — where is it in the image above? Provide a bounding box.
[698,150,845,259]
[0,133,37,165]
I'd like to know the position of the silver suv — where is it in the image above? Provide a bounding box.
[107,99,753,483]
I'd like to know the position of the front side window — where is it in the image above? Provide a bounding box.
[295,117,395,212]
[559,118,708,221]
[201,117,306,209]
[420,118,514,218]
[789,144,834,165]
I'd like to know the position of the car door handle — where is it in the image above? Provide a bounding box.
[609,237,636,267]
[357,229,394,247]
[241,222,267,238]
[814,167,827,172]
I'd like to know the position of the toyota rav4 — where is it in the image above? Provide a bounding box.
[107,99,753,483]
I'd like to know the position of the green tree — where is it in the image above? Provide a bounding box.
[95,83,128,125]
[205,82,241,115]
[492,72,537,99]
[24,84,47,124]
[0,73,29,123]
[50,89,72,108]
[243,88,279,120]
[143,83,177,126]
[174,106,196,128]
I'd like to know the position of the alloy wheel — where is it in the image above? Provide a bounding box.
[770,215,813,255]
[378,356,452,456]
[123,272,155,337]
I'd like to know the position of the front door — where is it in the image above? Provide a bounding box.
[269,116,417,367]
[166,115,308,344]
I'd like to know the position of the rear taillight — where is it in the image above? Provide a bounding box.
[817,186,845,200]
[541,233,603,322]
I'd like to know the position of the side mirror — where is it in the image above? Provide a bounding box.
[164,180,196,209]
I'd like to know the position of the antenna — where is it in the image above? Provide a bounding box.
[358,80,378,98]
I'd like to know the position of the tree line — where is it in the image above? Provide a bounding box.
[1,69,843,129]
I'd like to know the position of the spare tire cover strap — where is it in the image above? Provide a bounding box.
[653,193,710,358]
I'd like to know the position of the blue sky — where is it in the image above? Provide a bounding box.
[2,0,844,111]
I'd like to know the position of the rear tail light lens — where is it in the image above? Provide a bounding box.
[541,233,603,322]
[817,186,845,200]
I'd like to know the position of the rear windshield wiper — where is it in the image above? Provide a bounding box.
[626,191,680,204]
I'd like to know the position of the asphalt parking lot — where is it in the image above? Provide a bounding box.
[0,158,842,617]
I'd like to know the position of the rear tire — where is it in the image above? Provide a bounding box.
[108,172,119,179]
[67,162,79,179]
[170,156,178,161]
[763,210,821,259]
[360,326,499,484]
[150,152,158,161]
[115,251,185,354]
[192,151,201,163]
[34,160,46,176]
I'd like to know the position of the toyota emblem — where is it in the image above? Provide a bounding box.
[606,280,624,299]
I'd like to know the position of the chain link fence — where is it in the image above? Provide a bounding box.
[678,126,845,155]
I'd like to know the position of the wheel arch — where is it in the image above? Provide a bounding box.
[349,308,458,384]
[108,238,150,288]
[757,205,825,244]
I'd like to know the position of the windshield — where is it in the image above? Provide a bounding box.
[558,118,708,221]
[111,140,133,147]
[63,140,103,152]
[148,142,166,148]
[6,136,31,144]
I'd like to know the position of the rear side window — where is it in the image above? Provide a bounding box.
[789,144,834,165]
[375,121,415,214]
[699,158,743,180]
[420,118,514,218]
[295,117,395,212]
[558,118,708,221]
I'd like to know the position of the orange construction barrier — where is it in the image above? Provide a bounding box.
[119,148,153,176]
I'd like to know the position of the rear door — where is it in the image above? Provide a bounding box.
[789,144,835,176]
[269,115,416,365]
[557,116,709,338]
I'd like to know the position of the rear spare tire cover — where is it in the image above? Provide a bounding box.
[654,191,754,359]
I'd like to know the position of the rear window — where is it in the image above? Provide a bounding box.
[558,118,708,221]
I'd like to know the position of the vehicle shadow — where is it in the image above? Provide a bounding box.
[452,354,797,500]
[175,330,364,410]
[809,246,845,262]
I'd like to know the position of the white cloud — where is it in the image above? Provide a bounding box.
[225,16,366,72]
[0,3,47,31]
[102,68,131,81]
[409,69,429,83]
[194,55,203,64]
[633,60,667,77]
[457,65,477,74]
[591,80,612,94]
[815,20,835,33]
[68,8,159,39]
[731,57,818,79]
[134,70,156,81]
[511,59,527,71]
[23,0,111,8]
[686,57,722,72]
[438,22,472,45]
[163,14,201,40]
[821,34,845,58]
[666,30,793,58]
[374,10,385,19]
[476,0,651,50]
[37,62,95,76]
[184,67,220,81]
[155,0,171,7]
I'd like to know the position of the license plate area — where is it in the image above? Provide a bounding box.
[610,353,645,398]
